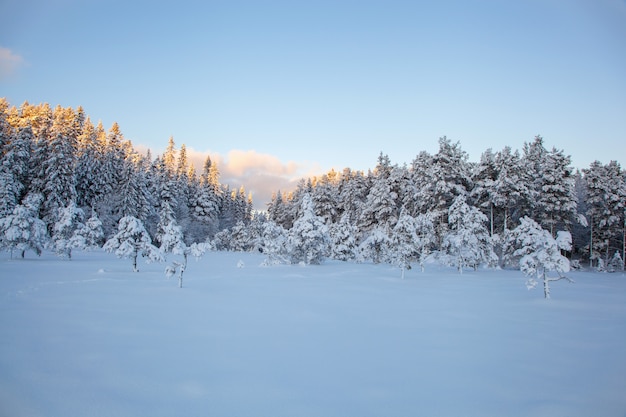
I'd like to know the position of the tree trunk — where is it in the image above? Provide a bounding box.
[543,269,550,299]
[504,207,508,233]
[132,250,138,272]
[589,217,594,268]
[623,219,625,271]
[490,203,494,237]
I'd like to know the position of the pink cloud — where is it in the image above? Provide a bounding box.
[184,148,323,211]
[0,47,24,79]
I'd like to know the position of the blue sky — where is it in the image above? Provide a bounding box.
[1,0,625,207]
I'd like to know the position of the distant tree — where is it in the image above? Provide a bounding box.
[103,216,162,272]
[358,168,398,232]
[523,136,579,235]
[311,171,340,224]
[287,194,329,265]
[583,160,625,268]
[230,220,254,252]
[71,209,105,250]
[359,226,391,264]
[328,212,359,261]
[0,125,32,216]
[389,209,419,278]
[414,212,436,272]
[442,195,497,273]
[41,131,77,229]
[260,220,288,265]
[51,203,85,259]
[420,137,472,247]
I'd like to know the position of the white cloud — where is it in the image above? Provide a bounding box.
[0,47,25,79]
[147,146,323,211]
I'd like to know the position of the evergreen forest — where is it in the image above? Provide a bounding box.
[1,99,625,273]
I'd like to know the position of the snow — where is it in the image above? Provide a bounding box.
[1,250,626,417]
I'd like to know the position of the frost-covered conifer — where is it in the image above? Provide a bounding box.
[71,210,104,250]
[583,160,625,268]
[0,193,47,258]
[443,195,496,273]
[103,216,162,272]
[389,210,419,278]
[287,194,329,265]
[0,125,32,216]
[230,221,254,252]
[607,251,624,273]
[414,212,436,272]
[259,220,288,265]
[358,226,391,264]
[506,216,573,299]
[52,203,85,259]
[328,212,359,261]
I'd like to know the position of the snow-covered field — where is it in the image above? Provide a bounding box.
[1,250,625,417]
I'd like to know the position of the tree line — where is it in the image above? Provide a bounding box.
[0,99,251,258]
[1,100,625,276]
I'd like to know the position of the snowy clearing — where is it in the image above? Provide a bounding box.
[1,250,625,417]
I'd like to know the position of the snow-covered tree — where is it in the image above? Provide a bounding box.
[164,241,211,288]
[259,220,288,265]
[418,137,473,248]
[607,251,624,273]
[328,212,359,261]
[311,170,340,225]
[523,136,579,235]
[442,195,496,273]
[159,215,211,288]
[0,125,32,216]
[51,203,85,259]
[583,160,625,268]
[287,194,330,265]
[42,131,77,230]
[230,220,255,252]
[506,216,573,299]
[103,216,163,272]
[358,226,391,264]
[389,210,419,278]
[0,193,47,258]
[71,209,105,250]
[358,156,400,232]
[414,213,436,272]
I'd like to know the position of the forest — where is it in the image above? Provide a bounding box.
[1,99,625,276]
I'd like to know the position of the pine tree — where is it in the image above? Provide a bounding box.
[443,195,496,273]
[51,203,85,259]
[389,209,419,278]
[358,169,399,232]
[287,194,329,265]
[359,226,391,264]
[583,160,626,268]
[0,125,31,216]
[414,212,436,272]
[420,137,472,247]
[523,136,579,235]
[505,216,573,299]
[103,216,163,272]
[71,209,105,250]
[328,212,359,261]
[311,170,340,224]
[0,193,47,258]
[41,131,77,229]
[260,220,288,265]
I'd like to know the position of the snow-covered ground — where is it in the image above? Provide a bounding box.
[1,250,625,417]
